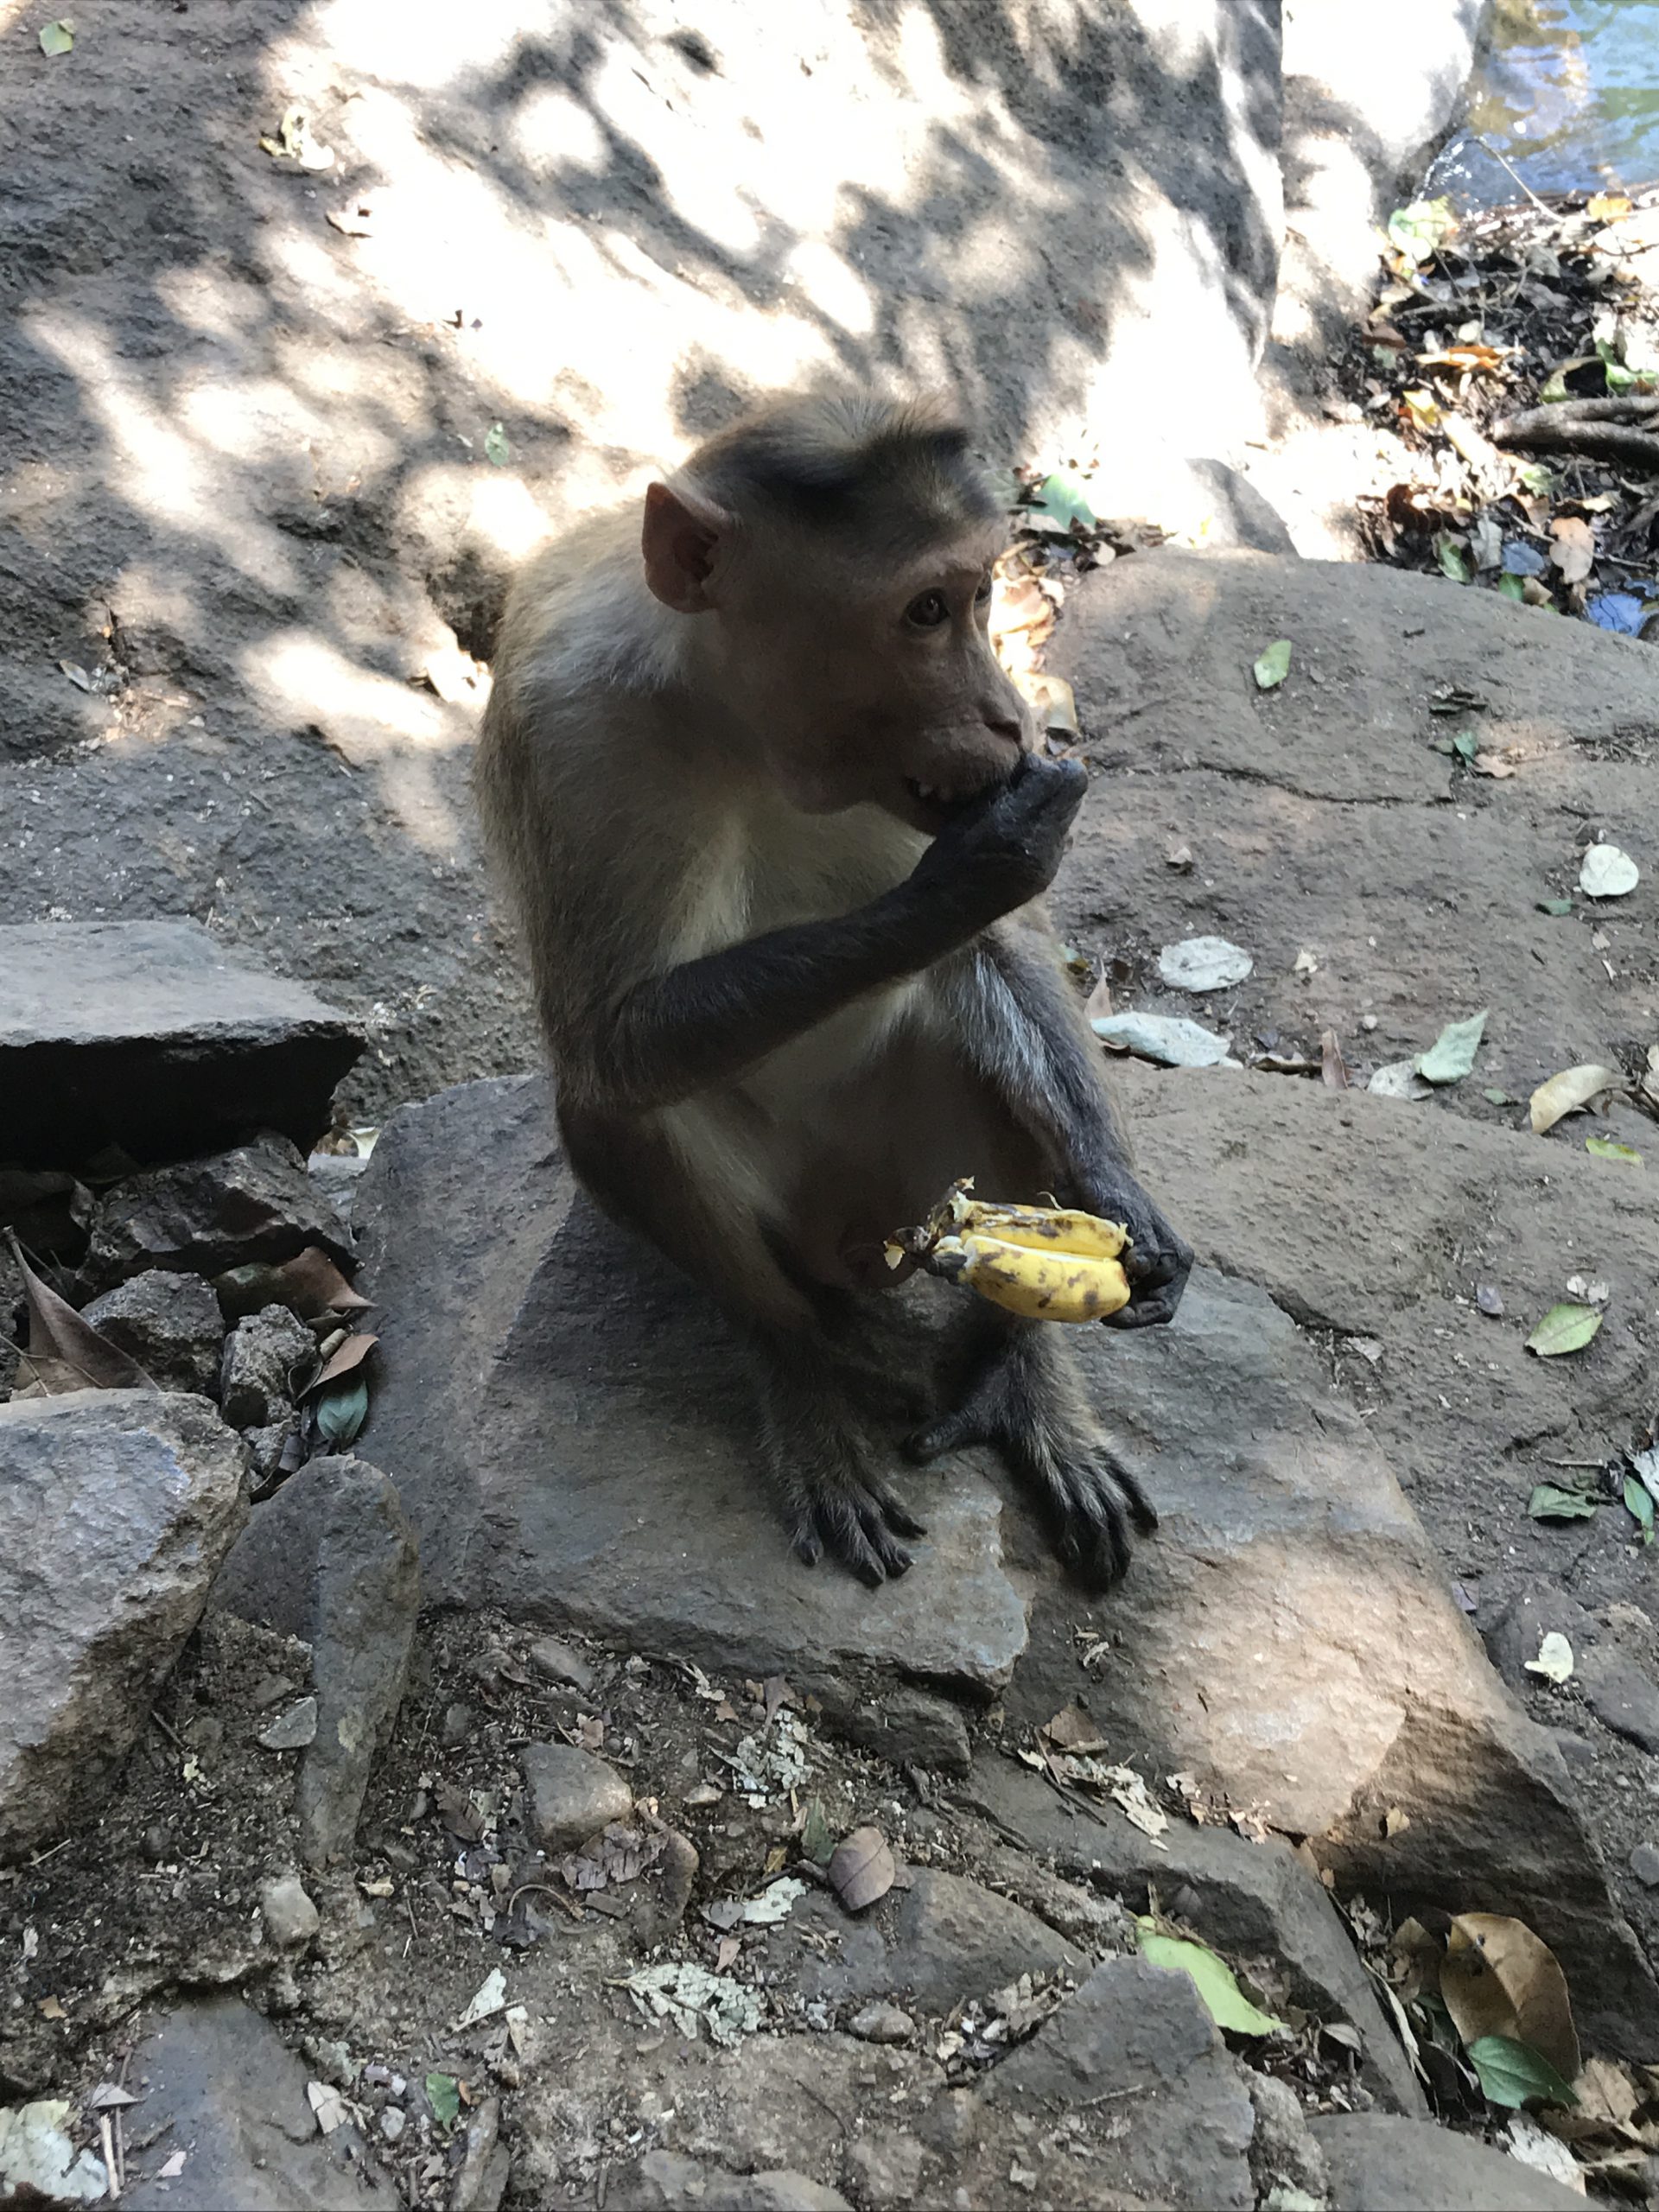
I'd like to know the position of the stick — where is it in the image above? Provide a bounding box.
[1491,416,1659,471]
[1472,136,1558,219]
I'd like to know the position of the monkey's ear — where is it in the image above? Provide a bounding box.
[642,481,729,613]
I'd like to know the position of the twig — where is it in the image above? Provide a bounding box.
[148,1709,186,1752]
[1472,135,1557,219]
[99,2113,120,2201]
[1492,413,1659,472]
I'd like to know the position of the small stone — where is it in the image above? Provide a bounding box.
[842,2133,925,2208]
[80,1270,225,1395]
[142,1824,173,1862]
[1475,1284,1503,1317]
[527,1636,596,1694]
[258,1695,319,1750]
[244,1416,296,1487]
[219,1304,315,1428]
[259,1873,321,1946]
[1630,1842,1659,1888]
[442,1701,475,1747]
[379,2106,406,2143]
[849,2002,915,2046]
[86,1130,353,1289]
[1578,1649,1659,1754]
[251,1673,299,1710]
[520,1741,632,1853]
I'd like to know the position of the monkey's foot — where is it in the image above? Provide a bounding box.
[904,1327,1155,1592]
[787,1467,926,1588]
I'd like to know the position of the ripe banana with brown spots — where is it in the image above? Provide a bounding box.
[887,1179,1132,1323]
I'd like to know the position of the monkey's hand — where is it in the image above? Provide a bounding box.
[906,753,1087,926]
[1073,1166,1192,1329]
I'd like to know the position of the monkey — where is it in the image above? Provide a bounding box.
[475,393,1192,1592]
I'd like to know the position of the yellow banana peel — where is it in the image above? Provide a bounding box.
[887,1179,1132,1323]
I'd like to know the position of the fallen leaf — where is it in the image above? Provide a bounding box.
[1135,1918,1286,2036]
[1563,1273,1609,1305]
[38,17,73,54]
[326,197,376,237]
[1027,472,1096,535]
[1091,1011,1233,1070]
[1083,973,1113,1023]
[1497,573,1529,603]
[484,422,510,467]
[715,1936,741,1974]
[1103,1765,1167,1840]
[1369,1060,1432,1102]
[827,1827,894,1913]
[1442,1916,1581,2082]
[1415,1009,1488,1084]
[1579,844,1640,899]
[451,1967,507,2031]
[1537,898,1574,916]
[1550,517,1595,584]
[1435,531,1472,584]
[7,1236,157,1395]
[425,2072,461,2127]
[1252,639,1292,690]
[1293,947,1319,976]
[307,2080,349,2135]
[314,1374,369,1446]
[303,1329,378,1394]
[1529,1064,1620,1134]
[1504,2113,1586,2190]
[1470,514,1504,570]
[1624,1475,1656,1546]
[1319,1030,1350,1090]
[1383,1805,1411,1837]
[258,105,335,170]
[157,2152,188,2179]
[1586,1136,1643,1165]
[799,1798,835,1866]
[58,658,93,690]
[1156,936,1253,993]
[1467,2035,1580,2112]
[1525,1632,1574,1684]
[1041,1703,1109,1755]
[1587,194,1634,222]
[1527,1304,1604,1357]
[1529,1483,1599,1522]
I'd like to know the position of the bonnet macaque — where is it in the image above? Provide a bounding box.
[477,395,1191,1588]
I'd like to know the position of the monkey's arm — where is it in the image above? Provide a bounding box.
[957,919,1193,1328]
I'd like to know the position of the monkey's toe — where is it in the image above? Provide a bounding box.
[791,1480,924,1586]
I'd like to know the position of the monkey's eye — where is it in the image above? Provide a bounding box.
[975,575,993,605]
[905,590,950,630]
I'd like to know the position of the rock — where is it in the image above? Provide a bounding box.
[849,2002,915,2045]
[527,1635,596,1694]
[1630,1843,1659,1888]
[842,2133,925,2207]
[966,1755,1421,2116]
[629,1827,700,1947]
[258,1872,320,1945]
[244,1414,296,1487]
[0,2100,107,2202]
[1312,2113,1587,2212]
[819,1683,972,1777]
[0,1244,19,1399]
[783,1869,1083,2016]
[452,2096,505,2212]
[1576,1648,1659,1754]
[1248,2073,1328,2207]
[380,2106,405,2142]
[211,1455,419,1866]
[1484,1584,1599,1695]
[984,1955,1255,2209]
[614,2154,852,2212]
[521,1742,632,1853]
[0,1167,93,1255]
[219,1303,315,1427]
[88,1132,353,1290]
[81,1268,225,1395]
[0,921,361,1168]
[0,1390,246,1861]
[120,1996,365,2210]
[257,1697,318,1751]
[354,1078,1028,1700]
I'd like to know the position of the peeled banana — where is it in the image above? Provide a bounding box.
[887,1179,1132,1323]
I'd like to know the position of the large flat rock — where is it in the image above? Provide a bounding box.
[0,921,360,1165]
[357,1074,1658,2051]
[0,1390,247,1862]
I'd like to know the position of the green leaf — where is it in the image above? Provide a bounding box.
[1388,196,1458,264]
[1030,472,1096,534]
[799,1797,835,1866]
[1435,532,1472,584]
[1252,639,1292,690]
[1624,1474,1656,1544]
[1135,1918,1285,2037]
[315,1374,369,1446]
[483,422,510,467]
[38,17,73,53]
[1586,1136,1642,1165]
[1452,728,1478,762]
[1517,462,1554,495]
[1535,898,1573,916]
[425,2072,461,2127]
[1415,1008,1487,1084]
[1497,573,1527,602]
[1526,1303,1604,1357]
[1466,2034,1579,2110]
[1483,1087,1511,1105]
[1539,367,1571,404]
[1529,1483,1599,1522]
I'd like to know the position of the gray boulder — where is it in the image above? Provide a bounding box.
[81,1269,224,1396]
[0,1391,246,1862]
[521,1742,632,1853]
[219,1302,314,1427]
[0,921,360,1168]
[87,1132,353,1289]
[1313,2113,1587,2212]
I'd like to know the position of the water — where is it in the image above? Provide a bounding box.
[1427,0,1659,209]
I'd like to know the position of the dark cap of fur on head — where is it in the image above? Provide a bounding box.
[677,393,1003,554]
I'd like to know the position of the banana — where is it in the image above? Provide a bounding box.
[889,1179,1133,1324]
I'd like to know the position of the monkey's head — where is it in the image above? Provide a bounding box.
[642,395,1033,834]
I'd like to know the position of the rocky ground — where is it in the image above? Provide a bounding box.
[4,0,1659,2209]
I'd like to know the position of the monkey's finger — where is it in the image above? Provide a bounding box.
[1103,1289,1182,1331]
[903,1404,994,1463]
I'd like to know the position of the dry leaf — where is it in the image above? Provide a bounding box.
[274,1247,372,1318]
[1084,973,1113,1023]
[1529,1064,1620,1135]
[1440,1913,1581,2082]
[1550,516,1595,584]
[8,1235,157,1395]
[1041,1703,1109,1756]
[1319,1029,1350,1090]
[827,1826,895,1913]
[302,1330,378,1395]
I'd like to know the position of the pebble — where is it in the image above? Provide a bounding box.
[849,2001,916,2046]
[521,1742,632,1853]
[257,1695,319,1751]
[259,1873,321,1946]
[527,1636,596,1695]
[1630,1842,1659,1888]
[380,2107,406,2143]
[441,1701,476,1747]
